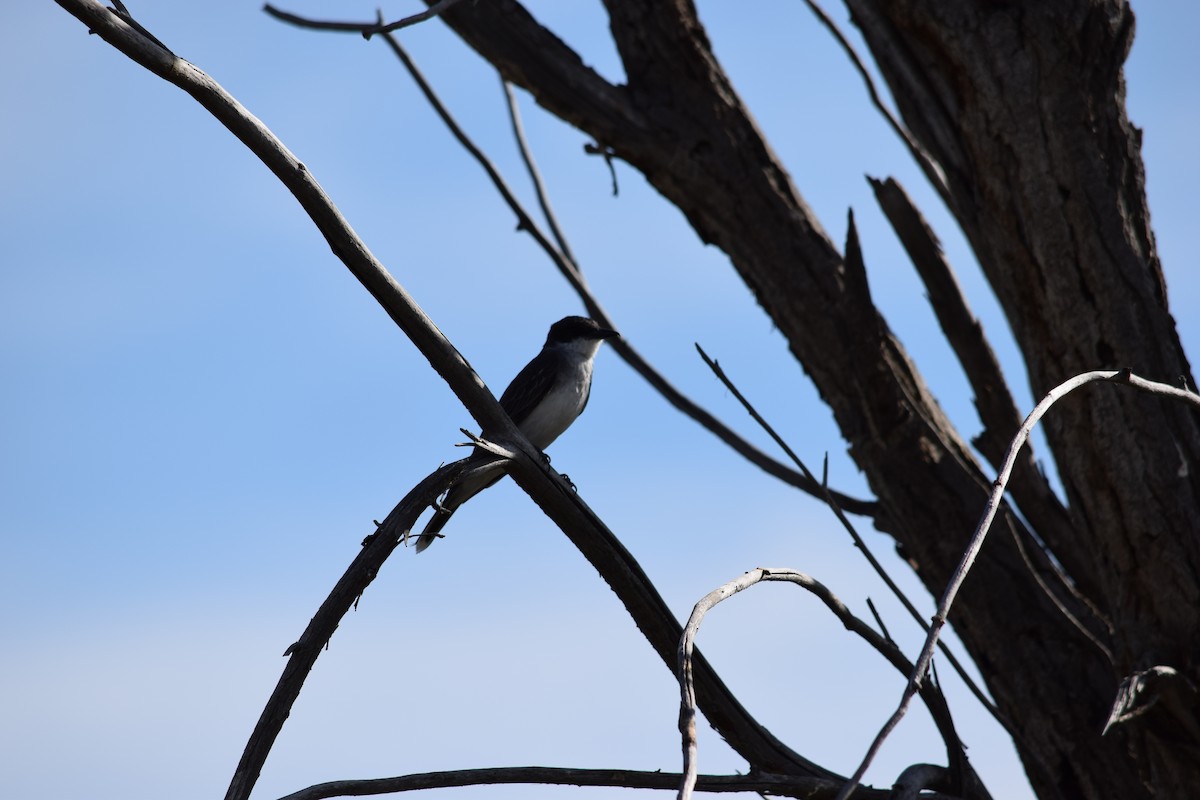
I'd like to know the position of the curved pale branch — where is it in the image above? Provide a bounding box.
[837,369,1200,800]
[677,568,974,800]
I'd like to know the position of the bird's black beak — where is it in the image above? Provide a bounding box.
[598,326,620,340]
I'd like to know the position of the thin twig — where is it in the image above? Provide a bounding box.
[53,0,847,790]
[501,79,580,273]
[800,0,948,197]
[834,368,1200,800]
[362,0,466,39]
[695,344,1009,733]
[262,5,373,32]
[866,598,893,644]
[262,0,466,38]
[370,29,877,515]
[677,569,970,800]
[262,2,877,515]
[1004,513,1113,662]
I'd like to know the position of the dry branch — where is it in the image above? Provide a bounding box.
[676,568,974,800]
[51,2,848,791]
[275,765,906,800]
[416,24,1119,788]
[500,78,579,271]
[362,0,466,39]
[262,2,878,517]
[837,369,1200,799]
[696,343,1009,736]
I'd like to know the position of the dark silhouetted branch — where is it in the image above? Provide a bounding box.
[695,341,1010,738]
[275,765,909,800]
[677,568,973,800]
[50,1,846,794]
[372,25,878,516]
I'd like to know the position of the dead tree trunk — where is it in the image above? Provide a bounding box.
[431,1,1200,797]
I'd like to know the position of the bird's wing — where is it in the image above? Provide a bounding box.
[497,348,566,428]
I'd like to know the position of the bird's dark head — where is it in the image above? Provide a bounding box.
[545,316,619,345]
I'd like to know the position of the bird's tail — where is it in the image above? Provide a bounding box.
[412,457,505,553]
[413,507,454,553]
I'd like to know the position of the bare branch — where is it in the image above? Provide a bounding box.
[695,343,1011,736]
[246,462,466,799]
[501,79,580,273]
[262,5,373,33]
[275,765,904,800]
[456,429,518,460]
[373,30,876,515]
[836,369,1200,800]
[261,1,467,38]
[799,0,948,197]
[363,0,466,39]
[677,569,973,800]
[272,0,642,144]
[1002,513,1114,664]
[584,141,620,196]
[49,1,844,792]
[869,174,1116,657]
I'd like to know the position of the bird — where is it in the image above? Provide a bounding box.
[414,316,619,552]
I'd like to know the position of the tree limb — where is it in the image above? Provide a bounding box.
[261,4,878,517]
[676,568,978,800]
[846,19,1200,778]
[274,765,908,800]
[838,369,1200,800]
[52,0,847,788]
[695,341,1012,738]
[240,462,466,800]
[417,5,1140,791]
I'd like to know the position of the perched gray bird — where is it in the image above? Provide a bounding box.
[414,316,619,552]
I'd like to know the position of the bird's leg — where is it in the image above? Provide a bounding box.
[540,451,576,490]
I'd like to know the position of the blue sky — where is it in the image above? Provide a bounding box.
[2,3,1196,800]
